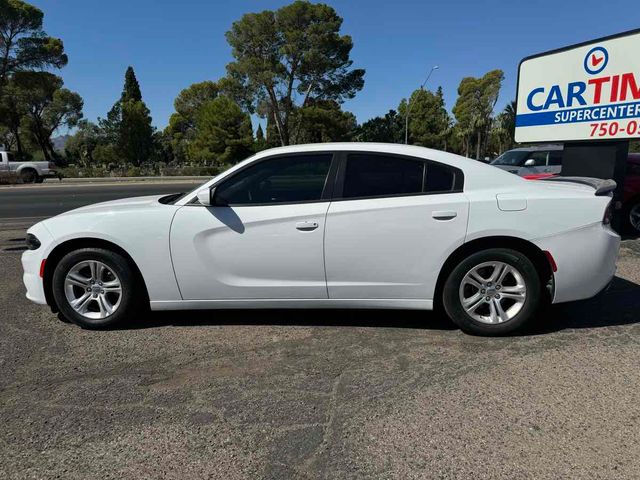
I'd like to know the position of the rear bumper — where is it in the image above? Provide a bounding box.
[533,223,620,304]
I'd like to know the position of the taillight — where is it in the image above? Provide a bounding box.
[48,162,56,169]
[603,202,613,225]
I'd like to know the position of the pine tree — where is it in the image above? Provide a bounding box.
[122,66,142,102]
[98,66,154,166]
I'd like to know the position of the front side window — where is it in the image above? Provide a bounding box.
[548,151,563,166]
[6,152,15,163]
[526,151,548,166]
[215,154,332,205]
[342,154,424,199]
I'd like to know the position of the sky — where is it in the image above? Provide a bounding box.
[31,0,640,133]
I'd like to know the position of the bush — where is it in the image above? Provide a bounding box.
[57,163,227,178]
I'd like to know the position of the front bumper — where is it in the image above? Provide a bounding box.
[533,223,620,304]
[21,222,54,305]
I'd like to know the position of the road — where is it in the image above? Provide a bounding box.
[1,212,640,478]
[0,181,202,221]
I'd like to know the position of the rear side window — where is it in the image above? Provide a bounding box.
[342,154,424,199]
[425,162,456,192]
[340,153,462,199]
[548,151,563,166]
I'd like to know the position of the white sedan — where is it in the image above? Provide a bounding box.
[22,144,620,335]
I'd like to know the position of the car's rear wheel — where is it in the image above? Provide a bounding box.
[52,248,141,329]
[20,169,38,184]
[624,199,640,235]
[443,248,541,336]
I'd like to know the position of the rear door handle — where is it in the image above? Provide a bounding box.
[432,211,457,221]
[296,221,319,231]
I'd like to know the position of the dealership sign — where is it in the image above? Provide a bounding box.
[515,30,640,143]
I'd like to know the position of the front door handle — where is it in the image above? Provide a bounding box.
[432,211,457,221]
[296,221,319,231]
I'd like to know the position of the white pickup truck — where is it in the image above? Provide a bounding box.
[0,151,58,183]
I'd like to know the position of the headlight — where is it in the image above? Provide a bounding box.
[25,233,41,250]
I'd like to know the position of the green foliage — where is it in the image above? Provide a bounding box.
[164,80,219,162]
[224,0,364,145]
[452,69,504,159]
[293,99,357,143]
[121,66,142,102]
[488,100,517,156]
[64,120,102,166]
[399,86,450,148]
[10,71,83,162]
[188,96,253,165]
[119,99,154,166]
[0,0,67,84]
[254,124,267,151]
[355,109,403,143]
[98,66,154,166]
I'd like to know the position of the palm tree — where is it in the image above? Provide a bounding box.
[501,100,517,150]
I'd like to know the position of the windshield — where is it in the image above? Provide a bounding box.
[491,151,528,166]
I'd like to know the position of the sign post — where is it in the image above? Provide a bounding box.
[515,29,640,231]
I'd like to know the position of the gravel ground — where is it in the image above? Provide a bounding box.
[1,225,640,479]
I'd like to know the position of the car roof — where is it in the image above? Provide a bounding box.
[506,144,563,152]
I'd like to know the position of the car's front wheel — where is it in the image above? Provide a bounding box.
[52,248,142,329]
[443,248,541,336]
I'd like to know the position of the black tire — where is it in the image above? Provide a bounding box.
[20,168,38,184]
[52,248,143,329]
[622,198,640,235]
[442,248,541,336]
[35,176,44,184]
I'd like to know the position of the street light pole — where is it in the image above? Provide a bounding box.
[404,65,439,145]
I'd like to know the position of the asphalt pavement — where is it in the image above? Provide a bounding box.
[0,181,203,221]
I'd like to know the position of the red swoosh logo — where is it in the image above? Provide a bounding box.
[592,54,604,67]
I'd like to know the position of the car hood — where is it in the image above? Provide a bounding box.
[56,194,168,217]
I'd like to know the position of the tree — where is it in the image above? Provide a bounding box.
[99,66,154,166]
[188,96,253,165]
[0,75,28,155]
[165,80,219,162]
[16,71,82,162]
[122,66,142,102]
[399,86,450,148]
[173,80,218,126]
[293,99,357,143]
[254,123,267,151]
[0,0,67,86]
[355,109,403,143]
[452,70,504,159]
[224,0,364,146]
[119,99,154,166]
[64,120,102,166]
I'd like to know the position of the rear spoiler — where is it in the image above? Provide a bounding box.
[539,176,617,196]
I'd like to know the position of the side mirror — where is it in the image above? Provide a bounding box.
[196,186,225,207]
[524,159,536,167]
[196,187,212,206]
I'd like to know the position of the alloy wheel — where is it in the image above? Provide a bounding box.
[64,260,122,320]
[459,261,527,324]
